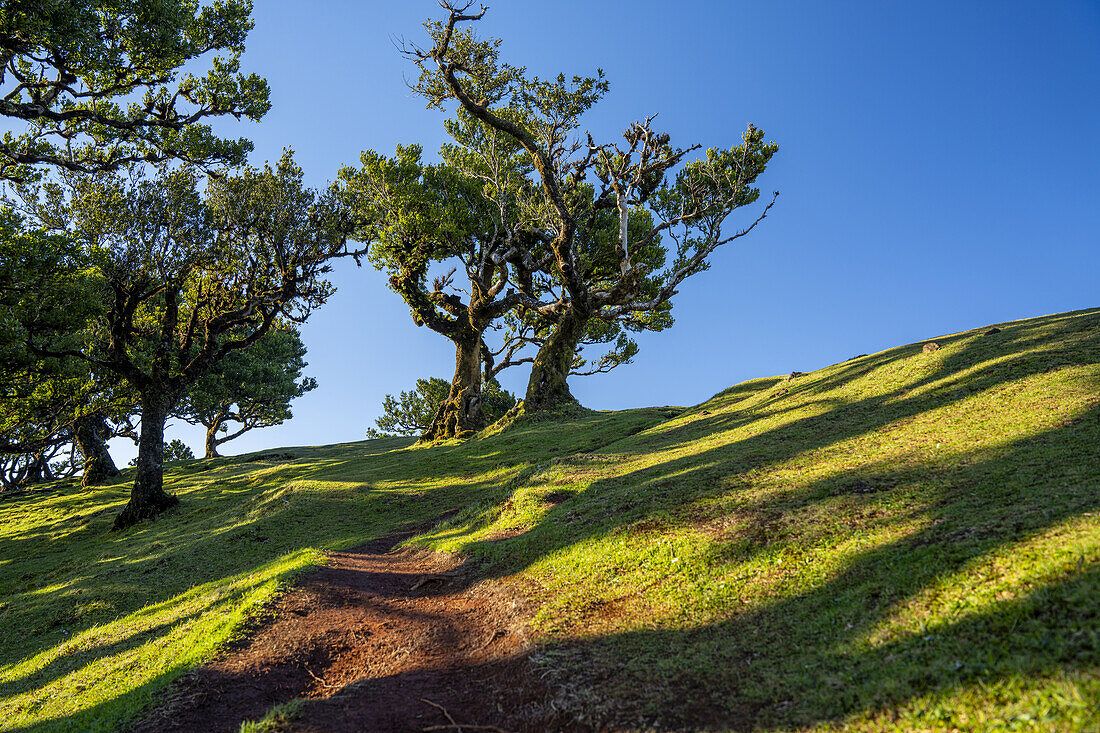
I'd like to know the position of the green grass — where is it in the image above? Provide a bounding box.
[238,699,304,733]
[2,307,1098,731]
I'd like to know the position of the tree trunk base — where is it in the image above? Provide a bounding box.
[524,307,587,415]
[112,492,180,531]
[82,457,121,488]
[523,388,580,414]
[419,387,484,443]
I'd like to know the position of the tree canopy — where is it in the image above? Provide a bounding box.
[18,152,356,526]
[0,0,270,181]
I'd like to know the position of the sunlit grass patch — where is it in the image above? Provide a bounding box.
[2,552,313,732]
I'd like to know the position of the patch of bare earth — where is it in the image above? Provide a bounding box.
[131,533,572,732]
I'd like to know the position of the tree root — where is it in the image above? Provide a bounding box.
[111,493,180,531]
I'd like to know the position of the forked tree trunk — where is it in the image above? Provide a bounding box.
[113,393,180,530]
[421,335,485,441]
[74,413,120,486]
[525,307,588,413]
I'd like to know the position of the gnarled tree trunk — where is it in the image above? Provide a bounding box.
[74,413,120,486]
[113,393,180,530]
[525,307,588,413]
[421,335,485,441]
[205,422,221,458]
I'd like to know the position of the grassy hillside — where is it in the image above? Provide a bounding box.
[1,307,1098,731]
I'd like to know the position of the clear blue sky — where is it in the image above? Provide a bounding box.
[145,0,1100,459]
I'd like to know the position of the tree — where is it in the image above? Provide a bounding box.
[0,439,81,490]
[23,153,356,528]
[0,0,270,182]
[367,376,516,438]
[340,136,551,441]
[407,3,778,411]
[164,439,193,462]
[177,325,317,457]
[72,410,123,484]
[1,0,272,489]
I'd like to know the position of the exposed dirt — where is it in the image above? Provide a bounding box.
[132,532,571,732]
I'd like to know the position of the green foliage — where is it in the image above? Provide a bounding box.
[128,438,193,465]
[339,140,531,331]
[164,439,193,462]
[57,149,349,397]
[12,151,353,524]
[0,0,271,181]
[0,207,124,456]
[178,326,317,455]
[368,376,516,438]
[652,125,780,282]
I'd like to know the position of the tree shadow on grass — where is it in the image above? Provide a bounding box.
[454,308,1100,579]
[0,615,197,700]
[535,546,1100,730]
[20,538,1096,732]
[419,311,1100,727]
[4,664,201,733]
[451,399,1098,728]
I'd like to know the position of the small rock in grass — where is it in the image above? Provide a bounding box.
[923,342,940,353]
[984,327,1002,335]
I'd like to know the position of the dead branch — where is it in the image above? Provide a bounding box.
[420,696,511,732]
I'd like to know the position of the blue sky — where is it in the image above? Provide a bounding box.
[143,0,1100,458]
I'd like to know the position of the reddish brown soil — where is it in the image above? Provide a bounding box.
[132,533,571,732]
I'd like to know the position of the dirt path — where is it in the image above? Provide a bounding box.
[132,533,566,732]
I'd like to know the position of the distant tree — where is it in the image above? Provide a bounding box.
[131,438,193,465]
[164,439,193,462]
[178,325,317,457]
[22,153,356,528]
[0,0,270,182]
[0,438,86,490]
[367,376,516,438]
[407,3,778,411]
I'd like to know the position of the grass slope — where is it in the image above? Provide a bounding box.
[1,307,1098,731]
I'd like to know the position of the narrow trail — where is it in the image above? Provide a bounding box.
[132,533,565,732]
